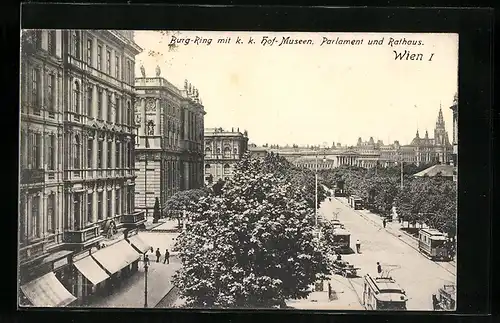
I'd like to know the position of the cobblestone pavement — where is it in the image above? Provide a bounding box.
[85,258,181,308]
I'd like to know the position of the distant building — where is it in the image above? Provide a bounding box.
[450,94,458,182]
[248,144,268,159]
[204,127,249,183]
[266,107,452,171]
[413,164,455,179]
[134,76,205,216]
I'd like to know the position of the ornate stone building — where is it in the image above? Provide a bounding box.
[134,75,205,216]
[261,107,452,170]
[204,127,249,183]
[19,29,143,306]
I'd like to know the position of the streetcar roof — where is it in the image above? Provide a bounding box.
[376,293,408,302]
[333,228,350,235]
[420,228,444,235]
[365,275,404,294]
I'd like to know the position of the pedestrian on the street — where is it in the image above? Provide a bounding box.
[356,239,361,253]
[165,249,171,264]
[377,262,382,276]
[150,246,154,253]
[383,218,387,228]
[155,248,161,263]
[328,282,332,300]
[144,254,150,266]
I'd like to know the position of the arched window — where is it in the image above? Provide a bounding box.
[127,142,132,168]
[223,146,231,157]
[205,164,211,174]
[216,148,221,154]
[74,135,81,169]
[223,164,230,174]
[73,81,80,115]
[233,147,238,154]
[72,31,80,59]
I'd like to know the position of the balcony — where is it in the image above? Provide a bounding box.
[63,225,103,247]
[120,211,146,228]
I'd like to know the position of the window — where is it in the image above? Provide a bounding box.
[97,192,103,220]
[97,45,102,70]
[97,140,103,168]
[115,97,120,123]
[19,196,27,244]
[73,81,80,114]
[20,132,26,168]
[107,193,112,218]
[32,133,41,169]
[106,50,111,75]
[107,93,113,121]
[73,194,81,229]
[126,188,132,214]
[47,135,55,170]
[97,88,102,119]
[31,68,40,109]
[87,85,93,117]
[48,30,57,56]
[34,30,42,49]
[87,138,93,168]
[74,135,81,169]
[223,164,230,174]
[47,194,55,233]
[115,189,120,215]
[126,61,131,83]
[115,142,120,170]
[87,39,92,66]
[107,142,112,170]
[47,74,56,112]
[126,101,131,126]
[127,142,132,168]
[87,193,93,223]
[205,164,211,174]
[115,55,120,79]
[223,147,231,157]
[31,196,40,238]
[72,31,80,59]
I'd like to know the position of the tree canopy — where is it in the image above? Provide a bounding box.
[173,153,331,308]
[163,188,208,226]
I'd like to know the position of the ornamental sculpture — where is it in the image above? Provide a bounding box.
[140,64,146,78]
[147,120,155,135]
[155,65,161,77]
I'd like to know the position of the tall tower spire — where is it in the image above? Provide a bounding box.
[437,105,445,127]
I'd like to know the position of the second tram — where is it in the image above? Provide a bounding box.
[362,274,408,310]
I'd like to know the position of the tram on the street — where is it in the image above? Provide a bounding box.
[418,228,452,261]
[331,227,351,253]
[362,274,408,311]
[348,195,364,210]
[433,284,456,311]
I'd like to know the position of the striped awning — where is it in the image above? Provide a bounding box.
[91,240,141,275]
[74,256,110,286]
[20,272,76,307]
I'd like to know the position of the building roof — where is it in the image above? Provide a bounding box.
[413,164,456,178]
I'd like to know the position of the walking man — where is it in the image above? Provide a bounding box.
[163,249,170,264]
[355,239,361,253]
[144,254,150,266]
[377,262,382,276]
[383,218,387,229]
[155,248,161,263]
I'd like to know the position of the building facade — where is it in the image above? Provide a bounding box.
[450,93,458,181]
[134,76,205,216]
[260,107,452,171]
[204,127,249,184]
[19,29,144,306]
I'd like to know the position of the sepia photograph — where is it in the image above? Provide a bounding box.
[18,30,457,311]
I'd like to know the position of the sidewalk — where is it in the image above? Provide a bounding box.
[139,231,181,256]
[286,277,363,310]
[84,259,181,308]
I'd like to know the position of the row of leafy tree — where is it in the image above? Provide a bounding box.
[169,152,336,308]
[319,163,457,238]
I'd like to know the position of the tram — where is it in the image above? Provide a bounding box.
[362,274,408,311]
[418,228,452,261]
[348,195,364,210]
[433,284,456,311]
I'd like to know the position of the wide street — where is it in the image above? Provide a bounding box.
[319,195,456,311]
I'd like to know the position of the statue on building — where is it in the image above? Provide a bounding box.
[155,65,161,77]
[195,88,199,98]
[147,120,155,135]
[244,130,248,137]
[140,64,146,78]
[184,79,188,90]
[188,83,192,94]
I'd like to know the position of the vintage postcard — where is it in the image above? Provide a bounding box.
[18,30,457,311]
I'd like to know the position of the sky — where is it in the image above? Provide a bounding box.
[134,31,458,147]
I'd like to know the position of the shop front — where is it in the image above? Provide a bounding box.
[90,239,142,293]
[19,250,76,308]
[72,248,110,305]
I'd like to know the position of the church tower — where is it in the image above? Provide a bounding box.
[433,104,451,163]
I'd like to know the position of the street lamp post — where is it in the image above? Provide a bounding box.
[144,260,149,308]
